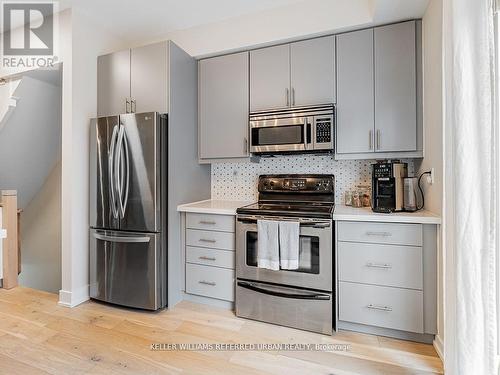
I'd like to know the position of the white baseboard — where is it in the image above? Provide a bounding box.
[433,334,444,361]
[58,285,89,307]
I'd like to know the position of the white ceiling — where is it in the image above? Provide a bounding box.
[58,0,430,46]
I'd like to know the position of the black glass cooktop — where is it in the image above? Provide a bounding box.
[237,201,335,219]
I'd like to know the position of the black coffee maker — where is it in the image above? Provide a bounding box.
[372,161,408,213]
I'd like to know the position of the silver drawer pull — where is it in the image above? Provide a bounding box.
[366,262,392,269]
[366,231,392,237]
[199,239,216,243]
[367,304,393,312]
[199,256,216,261]
[199,221,216,225]
[199,280,216,286]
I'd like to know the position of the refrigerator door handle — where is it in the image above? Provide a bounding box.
[115,125,125,218]
[121,129,130,218]
[108,124,119,219]
[93,232,150,243]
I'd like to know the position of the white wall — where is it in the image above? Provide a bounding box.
[19,162,61,293]
[420,0,444,358]
[158,0,373,57]
[59,9,128,307]
[0,75,61,209]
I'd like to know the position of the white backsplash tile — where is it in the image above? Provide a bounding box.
[211,155,414,203]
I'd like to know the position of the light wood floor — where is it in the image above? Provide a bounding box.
[0,287,443,375]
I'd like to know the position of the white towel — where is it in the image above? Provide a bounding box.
[279,221,300,270]
[257,220,280,270]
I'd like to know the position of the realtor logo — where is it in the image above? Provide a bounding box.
[2,2,54,56]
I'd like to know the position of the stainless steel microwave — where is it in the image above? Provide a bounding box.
[249,104,335,154]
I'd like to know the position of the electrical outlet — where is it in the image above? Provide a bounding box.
[427,168,435,185]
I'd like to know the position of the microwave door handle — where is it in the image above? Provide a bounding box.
[237,281,330,300]
[303,117,308,150]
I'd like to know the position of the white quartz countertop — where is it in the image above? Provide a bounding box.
[177,199,253,215]
[332,205,441,224]
[177,200,441,224]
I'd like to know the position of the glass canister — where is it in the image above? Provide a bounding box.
[344,191,353,206]
[357,185,371,207]
[352,191,362,208]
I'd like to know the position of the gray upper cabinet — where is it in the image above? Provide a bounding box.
[375,21,417,152]
[336,29,374,154]
[199,52,249,160]
[97,49,131,117]
[130,42,168,114]
[250,44,290,111]
[290,36,335,106]
[98,42,168,117]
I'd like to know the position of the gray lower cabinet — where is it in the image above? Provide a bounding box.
[250,44,290,111]
[185,213,236,303]
[336,29,374,154]
[97,49,131,117]
[97,41,168,117]
[199,52,249,161]
[374,21,417,152]
[290,36,335,106]
[337,221,436,340]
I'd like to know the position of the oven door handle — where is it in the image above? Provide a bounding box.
[237,218,330,228]
[237,281,330,300]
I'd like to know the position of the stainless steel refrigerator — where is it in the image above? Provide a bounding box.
[89,112,167,310]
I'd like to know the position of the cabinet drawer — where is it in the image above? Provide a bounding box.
[186,246,235,269]
[186,229,235,250]
[186,213,235,233]
[338,242,422,289]
[337,221,422,246]
[339,281,423,333]
[186,263,235,301]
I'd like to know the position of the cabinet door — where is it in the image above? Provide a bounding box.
[130,42,167,113]
[290,36,335,106]
[199,52,249,159]
[336,29,374,154]
[250,44,290,111]
[375,21,417,152]
[97,49,131,117]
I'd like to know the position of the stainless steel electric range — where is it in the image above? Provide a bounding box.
[235,174,335,335]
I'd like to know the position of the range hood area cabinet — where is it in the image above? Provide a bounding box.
[336,20,423,159]
[198,52,250,162]
[250,36,336,111]
[97,41,168,117]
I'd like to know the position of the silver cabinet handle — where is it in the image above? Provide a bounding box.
[199,256,216,261]
[367,304,393,312]
[131,99,136,113]
[199,239,216,243]
[369,130,373,150]
[366,262,392,269]
[366,231,392,237]
[244,137,248,154]
[93,232,150,243]
[376,129,381,150]
[126,98,130,113]
[285,88,290,107]
[199,280,216,286]
[291,87,295,106]
[199,221,216,225]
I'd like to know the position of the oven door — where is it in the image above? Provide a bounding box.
[236,215,333,292]
[250,117,311,153]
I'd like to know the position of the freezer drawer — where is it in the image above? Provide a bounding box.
[89,229,165,310]
[236,280,333,335]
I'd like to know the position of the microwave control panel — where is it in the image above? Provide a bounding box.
[313,115,334,150]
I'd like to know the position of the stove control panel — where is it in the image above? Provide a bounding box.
[258,175,335,193]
